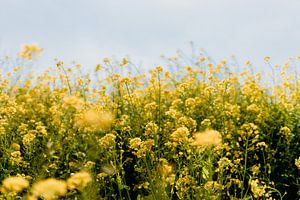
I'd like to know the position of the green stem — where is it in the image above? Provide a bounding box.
[242,137,249,198]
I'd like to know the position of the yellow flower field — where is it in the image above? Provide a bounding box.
[0,44,300,199]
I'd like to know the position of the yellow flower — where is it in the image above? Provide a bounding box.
[185,98,196,109]
[199,57,206,62]
[250,179,266,198]
[216,157,232,172]
[158,159,173,177]
[256,142,268,149]
[170,126,190,143]
[144,121,159,137]
[103,57,110,63]
[84,161,96,168]
[264,56,271,62]
[31,178,67,200]
[204,181,223,191]
[10,151,23,165]
[97,172,108,180]
[67,171,92,191]
[19,43,43,60]
[22,131,36,145]
[200,119,212,128]
[129,138,154,158]
[75,63,81,69]
[95,64,102,71]
[121,57,129,66]
[129,137,142,150]
[251,165,261,176]
[99,133,116,149]
[156,65,163,73]
[62,96,84,110]
[1,176,29,193]
[295,156,300,170]
[246,104,260,113]
[75,109,114,132]
[11,143,21,151]
[192,129,222,148]
[279,126,292,138]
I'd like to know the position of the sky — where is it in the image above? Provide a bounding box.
[0,0,300,71]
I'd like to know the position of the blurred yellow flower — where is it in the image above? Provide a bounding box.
[11,143,21,151]
[31,178,67,200]
[103,57,110,63]
[62,96,85,110]
[19,43,43,60]
[192,129,222,148]
[264,56,271,62]
[67,171,92,191]
[158,159,173,177]
[121,57,129,66]
[75,109,114,132]
[1,176,29,193]
[95,64,101,71]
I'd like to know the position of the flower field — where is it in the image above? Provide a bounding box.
[0,45,300,199]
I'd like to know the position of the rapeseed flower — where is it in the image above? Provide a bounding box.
[295,157,300,170]
[250,179,266,198]
[67,171,92,191]
[1,176,29,193]
[192,129,222,148]
[62,96,84,110]
[19,43,43,60]
[31,178,67,200]
[170,126,190,143]
[99,133,116,149]
[75,109,114,132]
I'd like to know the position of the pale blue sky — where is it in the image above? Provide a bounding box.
[0,0,300,70]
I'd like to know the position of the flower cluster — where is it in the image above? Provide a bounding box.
[0,47,300,199]
[18,43,43,60]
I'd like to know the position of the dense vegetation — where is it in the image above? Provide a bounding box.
[0,44,300,199]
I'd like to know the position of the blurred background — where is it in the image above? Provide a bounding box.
[0,0,300,70]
